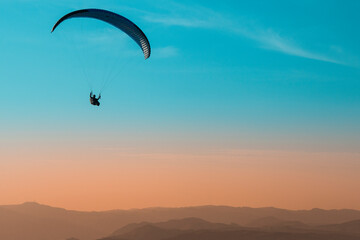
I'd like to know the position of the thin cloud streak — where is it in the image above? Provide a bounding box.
[143,15,210,28]
[237,28,342,64]
[153,46,179,58]
[141,2,344,65]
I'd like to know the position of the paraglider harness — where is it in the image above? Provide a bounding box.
[90,92,101,106]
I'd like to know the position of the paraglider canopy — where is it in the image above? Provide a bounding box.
[51,8,151,59]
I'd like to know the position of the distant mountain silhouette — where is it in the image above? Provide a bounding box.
[100,218,360,240]
[317,219,360,235]
[112,205,360,225]
[0,204,102,240]
[161,229,360,240]
[111,217,240,236]
[246,216,309,229]
[1,202,360,240]
[103,225,186,240]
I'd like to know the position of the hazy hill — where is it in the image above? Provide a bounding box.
[4,202,360,226]
[109,205,360,226]
[317,219,360,235]
[1,202,360,240]
[163,229,360,240]
[0,205,102,240]
[112,217,240,236]
[100,218,360,240]
[103,225,186,240]
[246,216,309,229]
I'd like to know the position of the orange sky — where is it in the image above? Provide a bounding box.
[1,141,359,211]
[1,0,360,214]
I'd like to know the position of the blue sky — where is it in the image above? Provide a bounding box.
[1,0,360,153]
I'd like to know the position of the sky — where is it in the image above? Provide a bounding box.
[0,0,359,211]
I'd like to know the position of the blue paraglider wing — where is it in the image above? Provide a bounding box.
[52,9,151,59]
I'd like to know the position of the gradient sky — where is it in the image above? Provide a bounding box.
[0,0,359,211]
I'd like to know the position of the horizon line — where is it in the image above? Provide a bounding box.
[3,201,359,213]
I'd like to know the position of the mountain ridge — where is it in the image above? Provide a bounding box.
[99,218,360,240]
[1,202,360,240]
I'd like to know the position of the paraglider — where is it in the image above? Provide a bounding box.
[51,9,151,106]
[90,91,101,106]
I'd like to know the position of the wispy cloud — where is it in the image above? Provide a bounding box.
[143,15,208,28]
[153,46,179,58]
[238,28,342,64]
[140,3,225,29]
[135,2,345,65]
